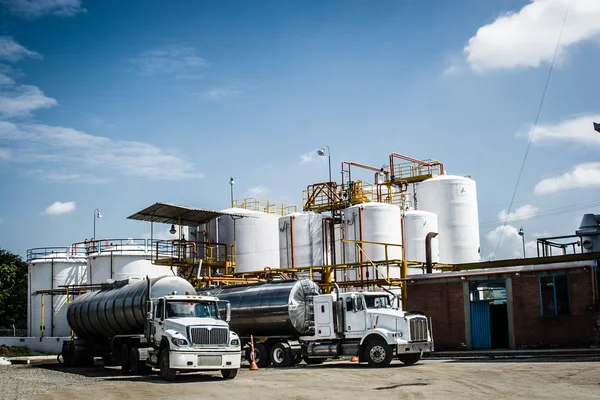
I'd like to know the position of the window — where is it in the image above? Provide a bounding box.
[540,275,570,317]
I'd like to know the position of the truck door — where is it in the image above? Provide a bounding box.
[344,295,367,337]
[313,297,336,339]
[154,299,165,344]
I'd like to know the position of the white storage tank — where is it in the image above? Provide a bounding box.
[403,210,439,264]
[343,202,403,280]
[216,208,280,273]
[27,250,87,337]
[279,212,327,268]
[417,175,480,264]
[88,239,174,284]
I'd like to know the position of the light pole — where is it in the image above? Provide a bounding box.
[318,146,335,266]
[93,208,102,243]
[518,227,526,258]
[229,177,235,207]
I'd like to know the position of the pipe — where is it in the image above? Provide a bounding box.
[592,259,598,310]
[341,161,382,186]
[290,216,295,268]
[50,259,54,337]
[425,232,439,274]
[388,152,445,179]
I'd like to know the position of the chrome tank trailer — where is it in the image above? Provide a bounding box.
[200,280,321,337]
[67,275,194,338]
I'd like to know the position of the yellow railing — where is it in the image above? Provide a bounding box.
[233,197,297,216]
[303,180,377,211]
[392,159,441,183]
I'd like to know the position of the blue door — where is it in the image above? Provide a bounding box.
[470,300,491,349]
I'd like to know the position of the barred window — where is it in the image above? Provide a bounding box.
[540,275,570,317]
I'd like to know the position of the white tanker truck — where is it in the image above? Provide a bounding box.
[201,280,433,368]
[62,275,241,380]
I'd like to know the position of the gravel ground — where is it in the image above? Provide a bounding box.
[1,357,599,400]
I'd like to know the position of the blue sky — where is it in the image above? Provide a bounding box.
[0,0,599,259]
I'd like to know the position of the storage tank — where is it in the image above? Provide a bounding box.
[279,212,326,268]
[417,175,480,264]
[403,210,439,264]
[216,208,280,273]
[67,276,195,338]
[200,280,321,337]
[27,249,88,337]
[343,203,403,279]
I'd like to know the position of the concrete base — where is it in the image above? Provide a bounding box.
[0,337,69,354]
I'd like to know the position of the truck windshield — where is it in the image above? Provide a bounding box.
[166,301,219,319]
[364,295,391,309]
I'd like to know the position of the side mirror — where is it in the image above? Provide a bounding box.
[226,302,231,323]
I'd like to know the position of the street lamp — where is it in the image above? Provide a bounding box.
[317,145,335,265]
[229,177,235,207]
[93,208,102,243]
[518,227,526,258]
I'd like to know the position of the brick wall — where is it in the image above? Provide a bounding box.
[406,280,465,350]
[512,269,597,349]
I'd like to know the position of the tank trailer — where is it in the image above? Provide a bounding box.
[62,275,241,380]
[202,280,433,368]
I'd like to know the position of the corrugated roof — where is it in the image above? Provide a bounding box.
[127,202,251,227]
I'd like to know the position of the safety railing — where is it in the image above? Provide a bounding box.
[153,240,235,272]
[27,247,74,262]
[391,160,441,183]
[233,197,297,216]
[303,180,377,212]
[536,235,583,257]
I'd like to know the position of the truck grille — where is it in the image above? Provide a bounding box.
[409,317,429,342]
[190,327,229,346]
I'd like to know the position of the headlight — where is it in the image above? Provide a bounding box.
[230,339,240,346]
[171,337,188,346]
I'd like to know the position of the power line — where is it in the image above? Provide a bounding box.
[492,0,572,260]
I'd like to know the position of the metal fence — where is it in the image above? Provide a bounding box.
[0,328,27,337]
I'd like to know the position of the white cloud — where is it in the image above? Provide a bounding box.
[299,150,323,164]
[498,204,541,222]
[463,0,600,72]
[0,83,57,116]
[0,147,9,159]
[0,0,85,18]
[44,201,76,215]
[200,88,241,102]
[130,45,207,78]
[142,225,181,240]
[484,224,536,260]
[0,122,202,182]
[247,185,268,198]
[0,73,15,86]
[0,36,41,62]
[534,162,600,195]
[520,114,600,147]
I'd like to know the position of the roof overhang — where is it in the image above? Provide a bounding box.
[127,202,250,227]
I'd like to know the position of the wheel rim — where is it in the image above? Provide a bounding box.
[369,345,387,363]
[273,348,284,364]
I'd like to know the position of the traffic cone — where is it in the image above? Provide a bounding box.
[350,355,359,362]
[249,335,259,371]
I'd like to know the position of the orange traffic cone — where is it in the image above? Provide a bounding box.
[249,335,259,370]
[350,356,359,362]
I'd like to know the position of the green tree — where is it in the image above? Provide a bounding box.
[0,249,28,329]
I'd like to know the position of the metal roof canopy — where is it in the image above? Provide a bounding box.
[127,202,251,227]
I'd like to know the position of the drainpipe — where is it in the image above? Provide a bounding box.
[425,232,438,274]
[51,260,54,337]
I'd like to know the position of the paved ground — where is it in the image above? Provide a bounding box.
[1,357,599,400]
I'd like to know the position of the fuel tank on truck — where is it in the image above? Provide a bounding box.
[200,280,321,337]
[67,275,195,339]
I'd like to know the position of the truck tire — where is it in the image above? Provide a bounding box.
[397,353,421,365]
[271,342,292,368]
[221,369,238,379]
[245,343,271,368]
[302,357,325,365]
[129,347,151,375]
[159,350,177,381]
[364,340,393,368]
[121,344,131,372]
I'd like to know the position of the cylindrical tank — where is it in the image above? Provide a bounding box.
[343,203,403,279]
[417,175,480,264]
[27,251,88,337]
[216,208,280,273]
[403,210,439,263]
[67,276,195,338]
[279,212,326,268]
[200,280,321,337]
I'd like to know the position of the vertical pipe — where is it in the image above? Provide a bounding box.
[290,216,295,268]
[425,232,439,274]
[40,294,45,339]
[50,260,54,337]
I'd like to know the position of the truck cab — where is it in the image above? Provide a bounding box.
[304,291,433,367]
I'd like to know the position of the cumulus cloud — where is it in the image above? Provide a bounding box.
[0,122,203,182]
[463,0,600,72]
[484,224,537,260]
[521,114,600,147]
[200,88,241,102]
[0,147,9,159]
[0,83,58,116]
[130,45,207,78]
[0,36,41,62]
[44,201,76,215]
[534,162,600,195]
[247,185,268,198]
[0,0,85,18]
[498,204,541,222]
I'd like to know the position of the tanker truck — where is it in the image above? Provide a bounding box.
[62,275,241,380]
[200,280,433,368]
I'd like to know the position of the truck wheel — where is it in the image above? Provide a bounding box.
[129,347,150,375]
[159,350,177,381]
[121,344,131,372]
[397,353,421,365]
[221,369,238,379]
[292,352,303,365]
[364,340,393,368]
[302,357,325,365]
[250,343,271,368]
[271,342,292,368]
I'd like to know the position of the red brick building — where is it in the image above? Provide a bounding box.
[406,260,600,350]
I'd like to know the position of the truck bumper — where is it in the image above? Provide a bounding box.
[396,341,434,354]
[169,350,241,370]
